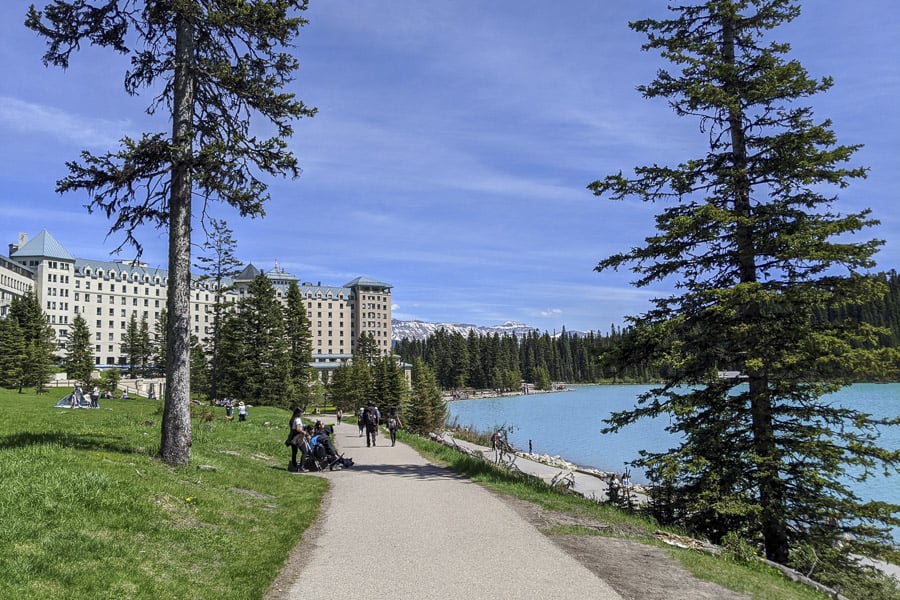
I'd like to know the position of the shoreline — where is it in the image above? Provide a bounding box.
[443,385,574,403]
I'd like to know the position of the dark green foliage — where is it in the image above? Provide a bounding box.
[99,367,121,395]
[195,219,244,401]
[283,281,314,409]
[372,355,409,415]
[0,318,26,390]
[588,0,899,584]
[5,291,57,393]
[121,313,152,378]
[406,359,445,435]
[218,275,294,408]
[65,313,94,385]
[189,334,209,400]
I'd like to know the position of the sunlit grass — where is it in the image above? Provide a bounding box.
[0,387,327,600]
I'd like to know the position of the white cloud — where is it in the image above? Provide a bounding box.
[0,96,131,148]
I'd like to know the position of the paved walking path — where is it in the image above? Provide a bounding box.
[269,418,622,600]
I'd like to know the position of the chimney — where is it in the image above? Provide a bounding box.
[9,233,27,255]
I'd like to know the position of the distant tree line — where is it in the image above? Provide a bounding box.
[395,270,900,389]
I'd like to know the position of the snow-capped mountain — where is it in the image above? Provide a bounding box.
[391,319,538,341]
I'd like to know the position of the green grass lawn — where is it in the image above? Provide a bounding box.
[0,388,327,600]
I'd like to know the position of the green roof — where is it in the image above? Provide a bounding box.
[11,229,75,261]
[344,276,392,289]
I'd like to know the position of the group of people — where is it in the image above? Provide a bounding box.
[220,399,248,422]
[356,403,403,447]
[286,412,341,472]
[286,403,405,473]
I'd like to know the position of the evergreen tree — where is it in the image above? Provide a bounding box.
[225,274,294,408]
[7,291,57,393]
[189,335,209,400]
[216,307,249,402]
[327,363,355,414]
[28,0,315,465]
[406,358,444,435]
[153,308,167,371]
[372,355,409,414]
[65,313,94,385]
[0,318,26,390]
[100,368,121,397]
[121,313,141,378]
[589,0,900,575]
[354,333,380,367]
[284,280,314,409]
[194,219,243,401]
[137,314,151,376]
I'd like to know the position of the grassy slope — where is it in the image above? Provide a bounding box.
[0,388,326,600]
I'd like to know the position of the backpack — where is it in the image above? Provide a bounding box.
[365,409,378,427]
[387,417,397,430]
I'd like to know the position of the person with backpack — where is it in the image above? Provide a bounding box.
[386,408,402,447]
[364,402,380,447]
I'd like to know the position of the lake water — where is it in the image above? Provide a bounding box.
[447,383,900,537]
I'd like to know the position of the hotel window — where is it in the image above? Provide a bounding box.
[95,333,101,340]
[111,284,116,292]
[85,294,91,302]
[96,320,102,328]
[96,308,102,316]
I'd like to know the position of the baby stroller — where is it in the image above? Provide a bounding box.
[305,433,343,471]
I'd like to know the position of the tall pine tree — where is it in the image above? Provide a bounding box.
[27,0,315,465]
[284,280,314,409]
[589,0,899,574]
[65,313,94,385]
[7,291,57,393]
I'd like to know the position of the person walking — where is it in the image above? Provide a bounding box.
[386,408,402,447]
[336,408,343,424]
[357,407,365,437]
[287,408,306,473]
[90,385,100,408]
[364,402,380,447]
[238,401,248,422]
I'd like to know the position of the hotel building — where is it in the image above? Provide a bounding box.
[0,230,393,377]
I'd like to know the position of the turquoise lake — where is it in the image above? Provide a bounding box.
[447,383,899,537]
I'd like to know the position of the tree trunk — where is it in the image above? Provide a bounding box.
[160,11,195,466]
[722,16,789,564]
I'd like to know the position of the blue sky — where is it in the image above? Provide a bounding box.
[1,1,898,334]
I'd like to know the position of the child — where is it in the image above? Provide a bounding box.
[238,401,248,422]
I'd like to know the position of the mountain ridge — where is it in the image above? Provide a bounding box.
[391,319,538,341]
